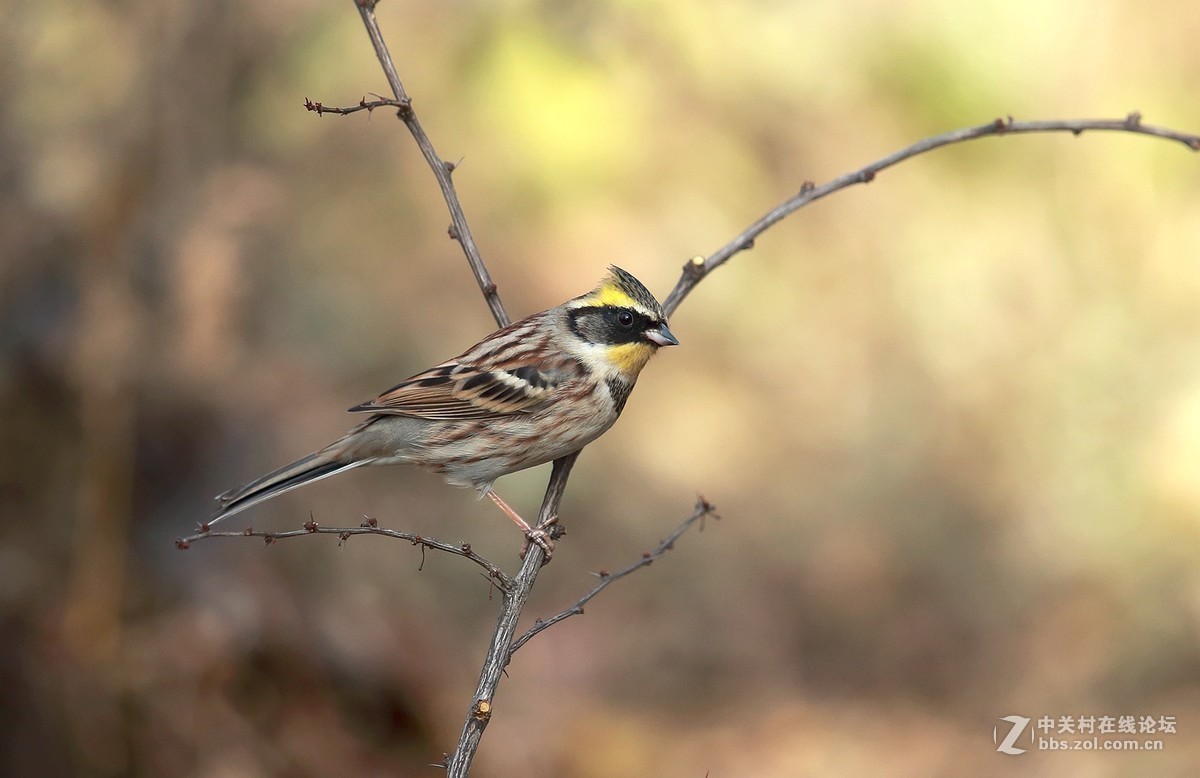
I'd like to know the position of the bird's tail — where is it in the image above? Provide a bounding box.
[210,450,369,527]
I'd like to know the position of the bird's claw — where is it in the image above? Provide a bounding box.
[520,516,560,563]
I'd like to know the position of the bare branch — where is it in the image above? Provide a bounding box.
[349,0,509,327]
[176,517,513,591]
[508,497,718,658]
[303,96,408,116]
[446,453,578,777]
[662,113,1200,317]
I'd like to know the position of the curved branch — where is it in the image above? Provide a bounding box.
[662,113,1200,317]
[177,517,513,590]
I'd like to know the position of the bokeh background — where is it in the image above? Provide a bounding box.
[4,0,1200,775]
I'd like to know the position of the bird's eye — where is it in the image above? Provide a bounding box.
[617,310,635,328]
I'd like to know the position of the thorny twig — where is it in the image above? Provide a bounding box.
[508,497,718,658]
[349,0,508,327]
[177,516,513,591]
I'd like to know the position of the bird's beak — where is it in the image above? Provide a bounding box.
[645,322,679,347]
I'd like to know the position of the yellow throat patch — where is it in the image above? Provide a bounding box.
[604,341,655,375]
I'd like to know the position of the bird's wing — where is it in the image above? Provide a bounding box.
[348,361,565,420]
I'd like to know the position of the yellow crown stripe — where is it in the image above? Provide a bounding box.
[592,283,638,309]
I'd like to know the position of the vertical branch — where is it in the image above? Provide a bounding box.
[446,452,578,777]
[352,0,509,327]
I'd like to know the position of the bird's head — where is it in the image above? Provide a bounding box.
[564,266,678,378]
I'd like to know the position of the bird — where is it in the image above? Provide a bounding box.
[209,266,678,557]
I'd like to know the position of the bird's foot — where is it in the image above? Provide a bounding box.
[520,515,561,563]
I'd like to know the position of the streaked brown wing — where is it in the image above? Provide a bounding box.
[347,362,559,420]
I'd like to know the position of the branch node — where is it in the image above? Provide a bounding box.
[361,515,378,528]
[799,180,816,194]
[1125,110,1143,129]
[304,520,318,533]
[471,699,492,721]
[682,256,706,280]
[447,223,460,241]
[860,169,876,184]
[175,539,190,550]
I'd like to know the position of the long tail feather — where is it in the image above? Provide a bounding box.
[210,452,370,526]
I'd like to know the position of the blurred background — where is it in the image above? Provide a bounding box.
[3,0,1200,775]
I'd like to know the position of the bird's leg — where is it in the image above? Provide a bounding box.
[484,488,556,560]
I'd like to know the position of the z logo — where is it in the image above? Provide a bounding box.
[994,715,1031,755]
